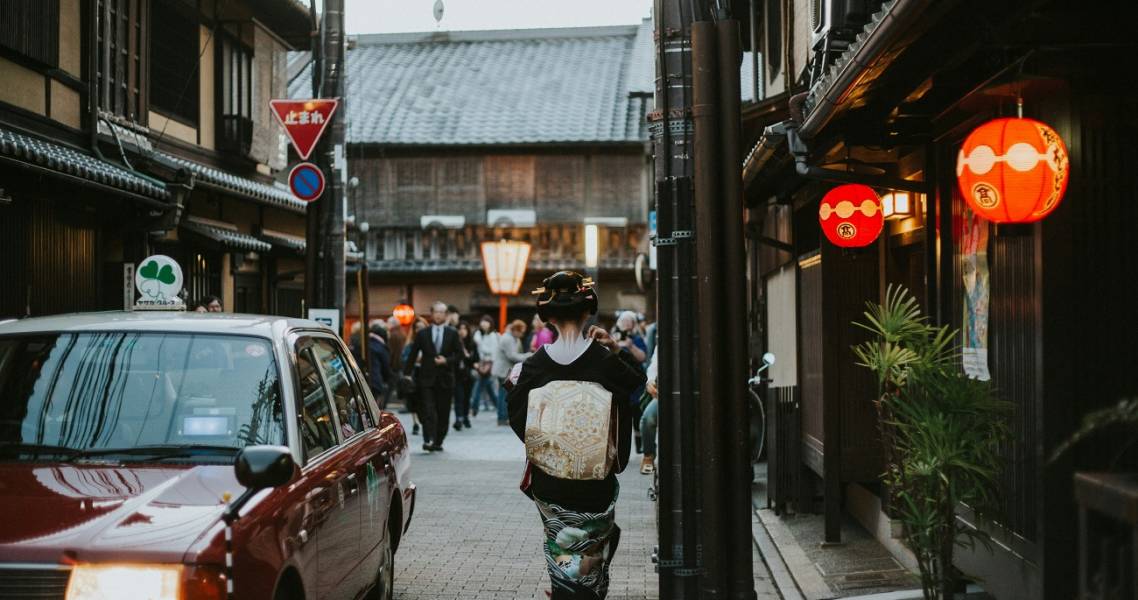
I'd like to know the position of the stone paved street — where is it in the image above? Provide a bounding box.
[391,406,780,599]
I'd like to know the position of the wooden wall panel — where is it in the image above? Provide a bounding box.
[436,157,484,221]
[535,155,585,221]
[588,154,641,219]
[483,155,534,210]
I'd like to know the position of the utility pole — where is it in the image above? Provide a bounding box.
[306,0,346,318]
[651,1,700,598]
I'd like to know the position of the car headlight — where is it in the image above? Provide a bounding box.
[66,564,182,600]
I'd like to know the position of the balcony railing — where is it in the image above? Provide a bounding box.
[365,223,647,273]
[219,115,253,156]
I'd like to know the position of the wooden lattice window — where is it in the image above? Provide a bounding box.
[98,0,147,121]
[0,0,59,67]
[149,0,198,124]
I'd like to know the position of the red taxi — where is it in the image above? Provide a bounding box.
[0,312,415,600]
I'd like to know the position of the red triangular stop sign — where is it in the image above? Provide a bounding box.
[270,99,340,160]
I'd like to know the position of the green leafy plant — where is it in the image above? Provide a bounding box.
[854,285,1010,599]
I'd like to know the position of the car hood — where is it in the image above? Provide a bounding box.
[0,462,241,564]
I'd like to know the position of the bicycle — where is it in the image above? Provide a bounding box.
[747,352,776,464]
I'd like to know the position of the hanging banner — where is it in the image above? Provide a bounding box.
[959,205,991,381]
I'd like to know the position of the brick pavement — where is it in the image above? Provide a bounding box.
[391,408,779,599]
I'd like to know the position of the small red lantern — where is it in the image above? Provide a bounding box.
[956,117,1069,223]
[392,303,416,327]
[818,184,884,248]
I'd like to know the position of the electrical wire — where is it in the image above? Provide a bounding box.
[152,24,216,150]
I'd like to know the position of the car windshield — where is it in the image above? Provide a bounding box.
[0,332,284,461]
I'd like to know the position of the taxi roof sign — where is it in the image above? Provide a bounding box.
[134,255,186,311]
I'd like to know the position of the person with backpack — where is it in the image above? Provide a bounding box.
[506,271,646,600]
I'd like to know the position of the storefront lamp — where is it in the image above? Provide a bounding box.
[956,116,1069,223]
[584,224,599,269]
[480,239,532,333]
[881,192,912,220]
[818,184,884,248]
[392,303,416,327]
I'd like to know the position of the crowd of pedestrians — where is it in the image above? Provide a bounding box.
[341,300,657,462]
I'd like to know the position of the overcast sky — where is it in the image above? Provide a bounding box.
[336,0,653,34]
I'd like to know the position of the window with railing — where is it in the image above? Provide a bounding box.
[97,0,146,121]
[369,224,645,270]
[0,0,59,67]
[149,0,199,125]
[218,30,254,155]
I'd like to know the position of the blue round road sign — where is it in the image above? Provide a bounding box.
[289,162,326,202]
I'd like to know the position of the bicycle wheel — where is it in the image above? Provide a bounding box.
[749,388,766,462]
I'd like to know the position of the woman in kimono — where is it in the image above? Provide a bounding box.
[507,271,646,600]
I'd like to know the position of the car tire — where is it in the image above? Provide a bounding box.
[367,532,395,600]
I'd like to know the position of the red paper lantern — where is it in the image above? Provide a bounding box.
[392,303,416,327]
[956,117,1069,223]
[818,184,884,248]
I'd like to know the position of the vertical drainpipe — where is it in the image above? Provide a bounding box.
[692,18,726,600]
[652,0,699,598]
[716,17,757,600]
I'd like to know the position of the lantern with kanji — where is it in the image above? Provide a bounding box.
[956,117,1069,223]
[818,184,884,248]
[392,303,416,327]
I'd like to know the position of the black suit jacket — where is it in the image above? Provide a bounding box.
[403,325,462,387]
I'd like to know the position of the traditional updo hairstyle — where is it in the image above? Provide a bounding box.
[532,271,598,323]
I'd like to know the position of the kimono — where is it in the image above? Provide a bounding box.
[507,337,646,600]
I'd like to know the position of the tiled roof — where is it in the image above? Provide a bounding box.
[155,152,305,213]
[180,218,273,253]
[368,257,635,274]
[258,230,307,254]
[802,0,899,126]
[290,25,650,146]
[0,125,169,201]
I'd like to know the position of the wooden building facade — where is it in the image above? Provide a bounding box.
[744,0,1137,597]
[289,24,659,322]
[1,0,311,319]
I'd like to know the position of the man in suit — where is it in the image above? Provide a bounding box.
[403,301,462,452]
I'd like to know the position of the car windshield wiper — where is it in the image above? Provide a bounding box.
[74,444,242,462]
[0,443,85,459]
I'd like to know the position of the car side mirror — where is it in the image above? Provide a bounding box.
[235,445,296,491]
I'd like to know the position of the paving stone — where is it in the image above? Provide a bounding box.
[391,408,777,599]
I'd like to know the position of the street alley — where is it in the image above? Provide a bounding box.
[390,409,780,599]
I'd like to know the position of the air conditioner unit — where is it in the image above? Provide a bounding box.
[486,209,536,228]
[420,215,466,229]
[811,0,873,51]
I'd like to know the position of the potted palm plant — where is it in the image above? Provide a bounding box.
[853,285,1010,600]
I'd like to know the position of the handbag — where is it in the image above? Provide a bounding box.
[524,380,617,480]
[476,360,493,376]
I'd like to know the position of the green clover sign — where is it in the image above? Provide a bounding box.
[139,260,177,284]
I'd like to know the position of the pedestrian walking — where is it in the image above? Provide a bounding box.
[506,271,646,600]
[452,321,478,430]
[401,317,429,438]
[611,310,648,452]
[386,315,406,410]
[471,315,500,414]
[494,319,531,426]
[530,313,556,351]
[640,348,659,474]
[404,302,462,452]
[365,320,394,408]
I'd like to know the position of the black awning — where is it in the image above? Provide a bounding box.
[1,125,169,204]
[180,218,272,253]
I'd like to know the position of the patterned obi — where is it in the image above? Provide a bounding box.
[525,380,617,480]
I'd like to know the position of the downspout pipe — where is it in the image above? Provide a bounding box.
[691,19,726,599]
[787,126,932,193]
[716,18,757,600]
[741,120,793,185]
[798,0,930,140]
